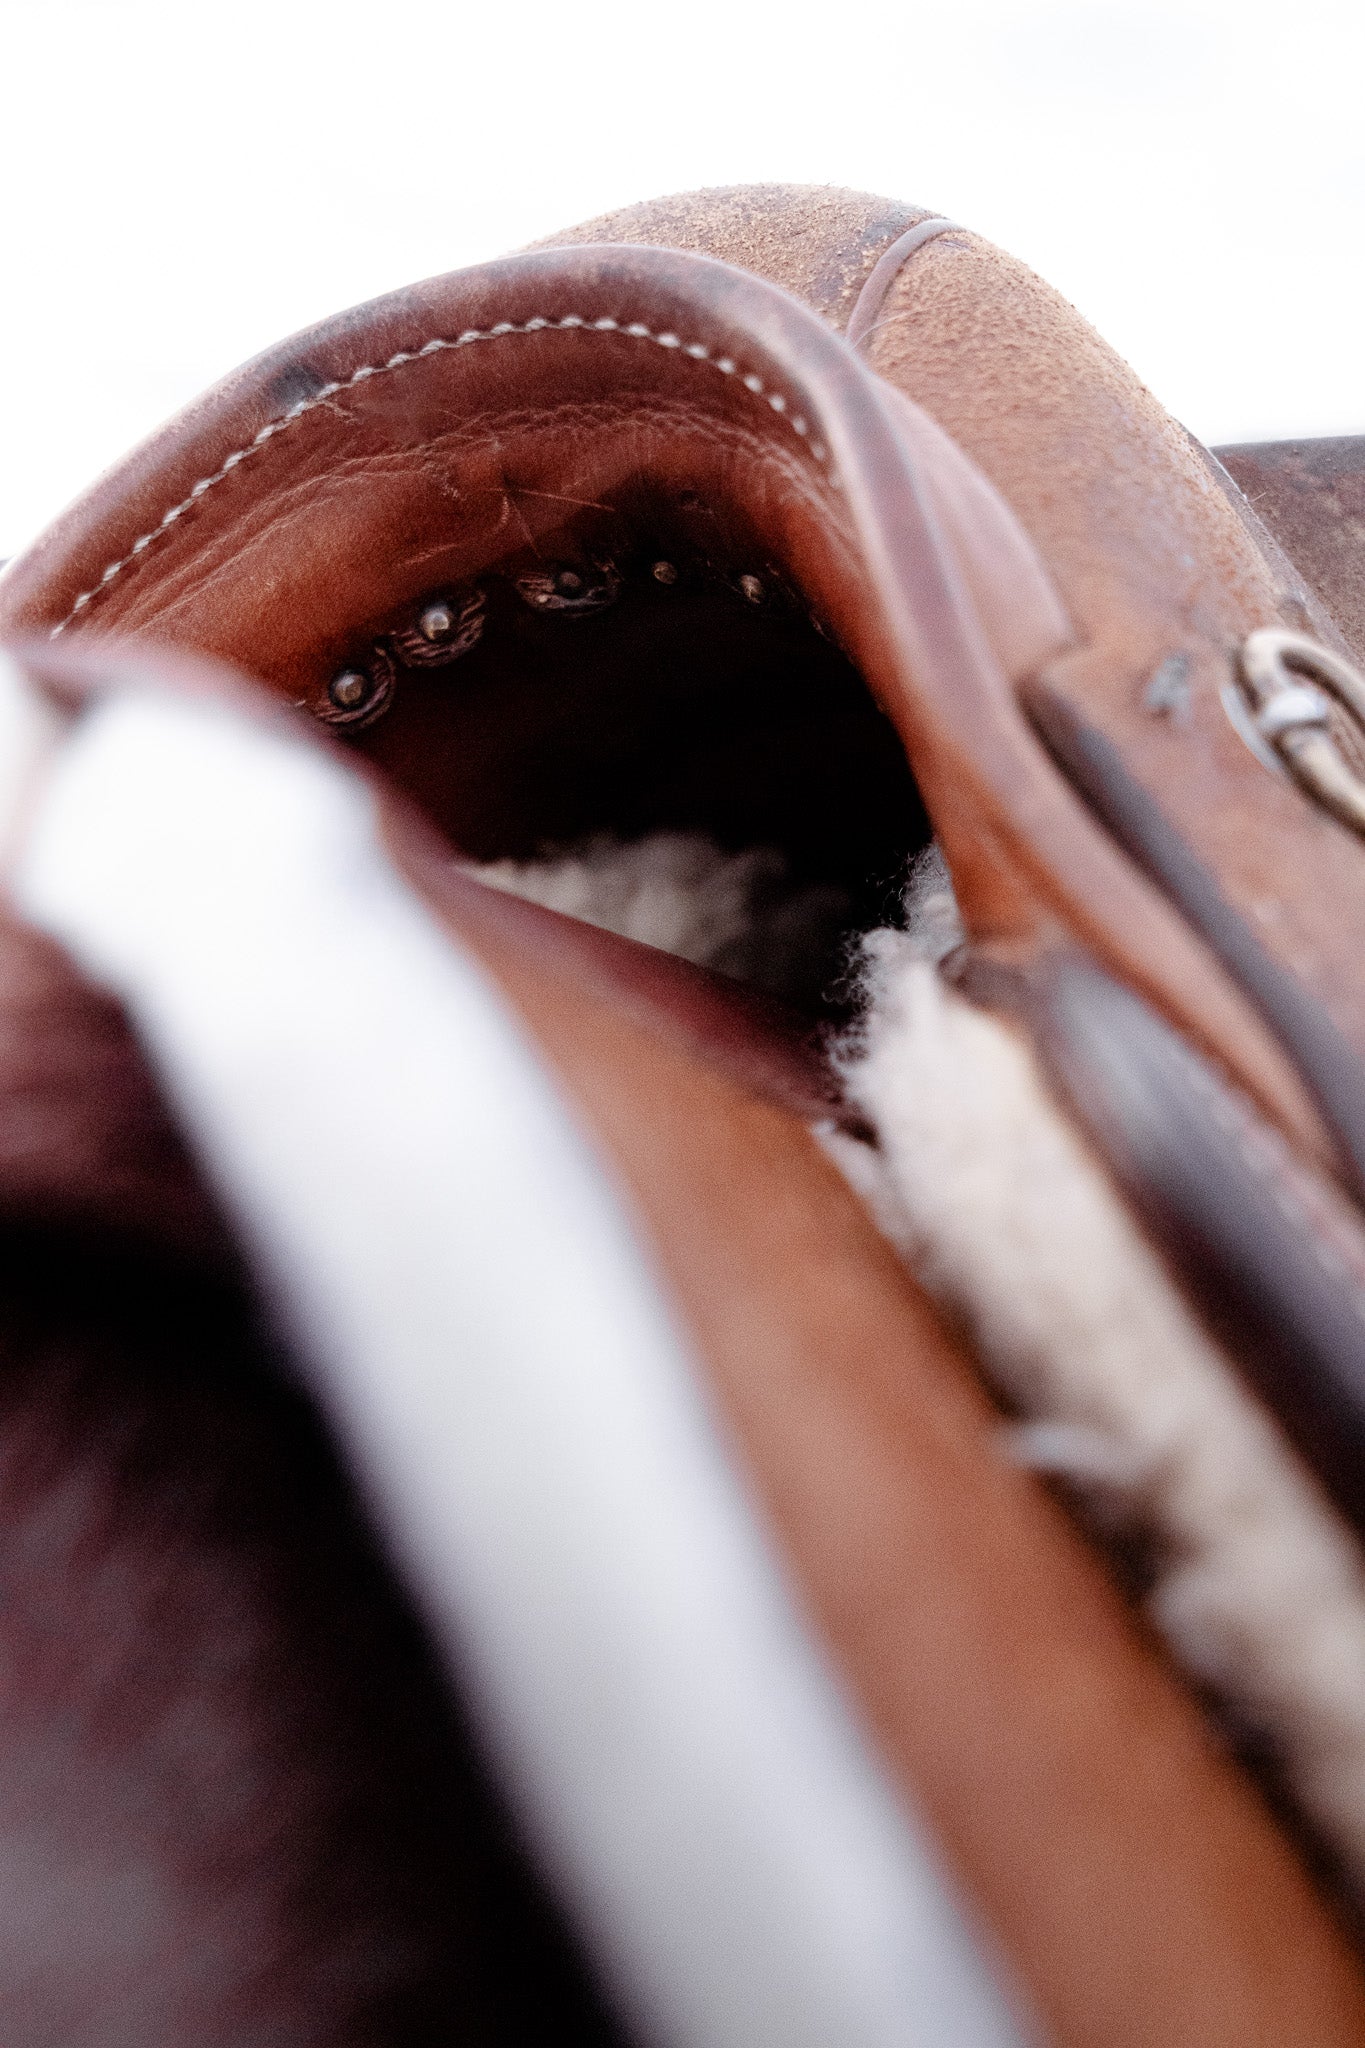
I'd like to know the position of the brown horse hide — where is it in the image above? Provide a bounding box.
[0,1224,621,2044]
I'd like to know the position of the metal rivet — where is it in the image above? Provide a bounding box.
[651,560,679,585]
[738,573,765,605]
[318,646,397,729]
[513,560,622,615]
[391,586,486,669]
[330,669,370,710]
[418,601,457,642]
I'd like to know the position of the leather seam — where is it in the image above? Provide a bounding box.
[50,320,829,638]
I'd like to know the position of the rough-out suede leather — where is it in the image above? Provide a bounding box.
[5,186,1365,2046]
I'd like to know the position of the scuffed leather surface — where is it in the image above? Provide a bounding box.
[857,227,1365,1109]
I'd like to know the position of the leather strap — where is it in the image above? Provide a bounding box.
[846,218,960,348]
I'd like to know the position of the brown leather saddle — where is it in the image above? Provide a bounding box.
[4,184,1365,2044]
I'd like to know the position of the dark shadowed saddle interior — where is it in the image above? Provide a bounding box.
[334,521,932,1017]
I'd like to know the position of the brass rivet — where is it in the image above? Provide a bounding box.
[738,573,764,604]
[651,560,679,585]
[418,601,456,642]
[329,668,370,709]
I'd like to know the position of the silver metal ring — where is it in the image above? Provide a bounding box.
[1255,682,1331,742]
[1238,628,1365,837]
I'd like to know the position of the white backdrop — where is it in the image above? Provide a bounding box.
[2,0,1362,557]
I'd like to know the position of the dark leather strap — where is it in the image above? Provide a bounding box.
[960,943,1365,1551]
[1024,674,1365,1205]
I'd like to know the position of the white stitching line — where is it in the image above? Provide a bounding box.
[50,318,828,637]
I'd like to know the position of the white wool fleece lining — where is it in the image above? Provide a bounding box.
[473,833,853,1004]
[831,920,1365,1907]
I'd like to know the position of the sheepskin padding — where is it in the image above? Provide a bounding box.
[832,929,1365,1902]
[472,834,853,1003]
[478,831,1365,1899]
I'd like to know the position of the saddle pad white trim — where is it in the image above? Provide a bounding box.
[4,663,1030,2048]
